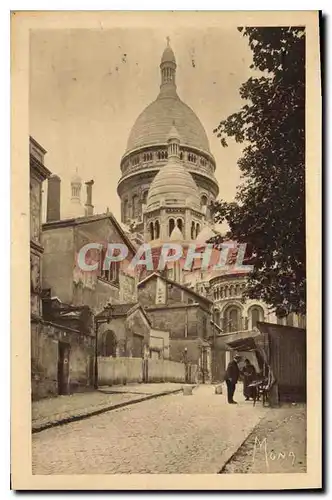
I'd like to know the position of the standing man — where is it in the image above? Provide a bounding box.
[224,354,242,404]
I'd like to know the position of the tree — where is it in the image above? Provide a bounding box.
[211,27,305,317]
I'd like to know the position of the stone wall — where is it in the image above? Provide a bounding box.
[137,277,158,306]
[97,357,194,385]
[31,319,94,401]
[42,226,75,304]
[146,304,211,340]
[98,357,143,385]
[169,337,203,364]
[147,359,186,383]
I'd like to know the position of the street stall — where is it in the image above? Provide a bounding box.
[224,322,306,407]
[223,329,275,406]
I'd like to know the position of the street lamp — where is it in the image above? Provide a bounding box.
[94,302,113,390]
[183,347,188,383]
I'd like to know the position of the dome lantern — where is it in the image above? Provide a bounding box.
[160,37,176,91]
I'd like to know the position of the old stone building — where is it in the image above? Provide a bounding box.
[42,212,137,310]
[30,137,96,400]
[136,272,214,381]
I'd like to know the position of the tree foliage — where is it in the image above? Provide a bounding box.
[211,27,305,317]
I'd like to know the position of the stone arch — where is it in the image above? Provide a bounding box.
[101,330,117,357]
[223,303,244,333]
[200,194,208,207]
[248,305,265,329]
[176,218,183,232]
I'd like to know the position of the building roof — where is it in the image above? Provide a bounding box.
[126,303,152,326]
[111,303,138,316]
[42,212,137,255]
[125,44,211,155]
[137,272,213,305]
[126,96,211,155]
[161,44,176,64]
[146,158,201,211]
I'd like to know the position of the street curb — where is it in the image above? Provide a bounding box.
[32,387,184,434]
[217,413,267,474]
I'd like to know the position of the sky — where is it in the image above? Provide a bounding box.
[30,26,255,223]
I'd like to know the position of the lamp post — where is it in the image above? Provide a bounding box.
[94,303,113,390]
[183,347,188,383]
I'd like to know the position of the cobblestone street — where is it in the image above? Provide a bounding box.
[32,384,268,474]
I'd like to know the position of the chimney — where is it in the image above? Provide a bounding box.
[47,175,61,222]
[85,180,94,216]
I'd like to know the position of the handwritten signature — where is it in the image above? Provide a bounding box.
[252,436,296,470]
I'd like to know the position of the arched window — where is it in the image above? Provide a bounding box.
[155,220,160,239]
[149,221,154,240]
[169,218,175,236]
[102,330,117,357]
[249,306,264,329]
[177,219,183,232]
[191,221,195,239]
[224,306,242,332]
[200,194,208,207]
[132,195,139,218]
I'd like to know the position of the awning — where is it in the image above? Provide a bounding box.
[223,329,262,351]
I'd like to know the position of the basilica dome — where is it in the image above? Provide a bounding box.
[146,158,201,212]
[126,96,211,155]
[125,41,210,155]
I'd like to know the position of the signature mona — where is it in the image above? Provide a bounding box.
[252,436,296,470]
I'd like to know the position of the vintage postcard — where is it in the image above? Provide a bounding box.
[11,10,321,490]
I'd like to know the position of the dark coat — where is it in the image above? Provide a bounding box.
[225,360,240,383]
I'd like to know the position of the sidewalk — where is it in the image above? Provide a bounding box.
[32,383,185,433]
[220,404,306,473]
